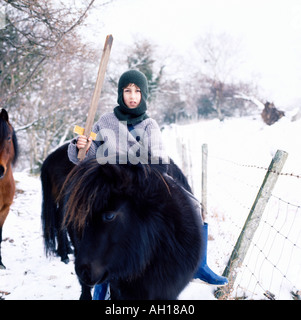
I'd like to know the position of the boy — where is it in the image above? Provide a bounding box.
[68,69,167,165]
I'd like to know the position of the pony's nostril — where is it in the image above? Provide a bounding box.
[0,165,5,178]
[77,264,92,284]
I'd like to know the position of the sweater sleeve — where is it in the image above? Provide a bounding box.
[67,138,79,164]
[67,120,102,165]
[67,138,100,165]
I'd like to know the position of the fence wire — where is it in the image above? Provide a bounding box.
[206,154,301,300]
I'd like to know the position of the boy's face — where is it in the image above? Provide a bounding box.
[123,84,142,109]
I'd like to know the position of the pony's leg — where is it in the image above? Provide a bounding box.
[0,226,5,269]
[79,282,92,300]
[0,206,10,270]
[56,206,73,264]
[57,227,71,264]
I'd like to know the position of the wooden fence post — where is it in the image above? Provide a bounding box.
[215,149,288,299]
[202,144,208,221]
[176,136,194,193]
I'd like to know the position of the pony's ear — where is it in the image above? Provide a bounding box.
[0,109,9,122]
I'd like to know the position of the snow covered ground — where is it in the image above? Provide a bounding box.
[1,114,301,300]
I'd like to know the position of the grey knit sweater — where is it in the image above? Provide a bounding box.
[68,112,168,165]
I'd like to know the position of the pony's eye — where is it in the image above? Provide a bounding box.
[103,212,115,222]
[7,136,11,141]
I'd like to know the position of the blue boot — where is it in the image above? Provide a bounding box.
[194,223,228,286]
[93,282,110,300]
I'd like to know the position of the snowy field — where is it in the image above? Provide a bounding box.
[1,114,301,300]
[162,114,301,300]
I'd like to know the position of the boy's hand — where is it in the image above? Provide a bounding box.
[76,135,92,151]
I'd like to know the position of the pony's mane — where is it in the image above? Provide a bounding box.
[62,159,171,232]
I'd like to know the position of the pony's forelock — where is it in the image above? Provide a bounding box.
[0,117,10,150]
[62,160,172,232]
[0,115,18,164]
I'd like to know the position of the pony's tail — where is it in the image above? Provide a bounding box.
[40,159,58,256]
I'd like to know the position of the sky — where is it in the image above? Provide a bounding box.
[85,0,301,109]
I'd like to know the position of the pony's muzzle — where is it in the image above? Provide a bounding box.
[0,165,5,179]
[76,262,108,287]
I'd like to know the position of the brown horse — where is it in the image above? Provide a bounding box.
[0,109,18,269]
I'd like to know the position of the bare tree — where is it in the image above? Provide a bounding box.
[192,32,258,120]
[0,0,113,171]
[0,0,104,108]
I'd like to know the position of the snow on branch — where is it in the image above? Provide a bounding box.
[234,92,265,110]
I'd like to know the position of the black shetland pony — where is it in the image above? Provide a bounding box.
[0,109,18,269]
[41,144,194,264]
[41,146,202,300]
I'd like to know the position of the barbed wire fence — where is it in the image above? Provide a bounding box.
[176,138,301,300]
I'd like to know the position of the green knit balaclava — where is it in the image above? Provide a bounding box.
[114,70,149,125]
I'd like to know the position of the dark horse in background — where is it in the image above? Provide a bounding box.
[41,145,202,299]
[41,144,75,263]
[0,109,18,269]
